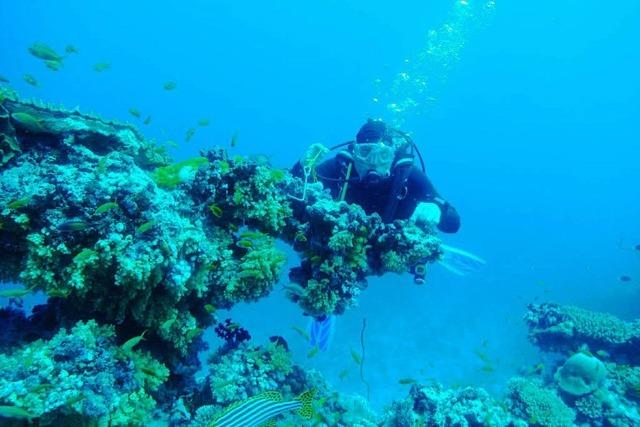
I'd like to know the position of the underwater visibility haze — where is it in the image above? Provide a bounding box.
[0,0,639,425]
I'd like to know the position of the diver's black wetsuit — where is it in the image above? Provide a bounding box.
[292,156,461,233]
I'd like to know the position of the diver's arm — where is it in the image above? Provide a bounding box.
[290,156,343,198]
[410,169,461,233]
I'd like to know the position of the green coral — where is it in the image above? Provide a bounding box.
[220,234,286,303]
[151,156,209,188]
[228,161,293,233]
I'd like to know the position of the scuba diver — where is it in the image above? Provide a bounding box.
[292,120,481,351]
[292,119,460,232]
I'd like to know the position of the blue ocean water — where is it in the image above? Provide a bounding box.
[1,0,639,419]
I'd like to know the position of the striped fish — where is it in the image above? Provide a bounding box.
[210,389,315,427]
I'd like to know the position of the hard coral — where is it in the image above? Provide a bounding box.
[507,377,576,427]
[0,320,167,425]
[554,352,606,396]
[525,303,640,362]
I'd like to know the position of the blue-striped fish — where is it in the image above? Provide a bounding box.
[210,389,315,427]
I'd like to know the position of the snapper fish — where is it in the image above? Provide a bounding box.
[210,389,315,426]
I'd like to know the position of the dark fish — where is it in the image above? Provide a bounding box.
[619,275,632,282]
[635,244,640,251]
[57,219,90,232]
[163,81,177,91]
[185,128,195,142]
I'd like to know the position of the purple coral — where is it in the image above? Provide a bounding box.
[214,318,251,349]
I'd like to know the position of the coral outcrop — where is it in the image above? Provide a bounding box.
[0,90,442,424]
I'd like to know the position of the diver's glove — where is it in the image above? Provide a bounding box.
[411,202,442,227]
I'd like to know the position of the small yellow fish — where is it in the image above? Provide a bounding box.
[282,282,305,297]
[47,288,69,298]
[204,304,216,314]
[338,369,350,380]
[93,62,111,72]
[185,128,195,142]
[139,366,163,379]
[23,74,39,87]
[121,330,147,353]
[31,383,53,393]
[128,108,141,118]
[473,349,490,362]
[65,393,86,406]
[165,140,178,148]
[291,325,310,341]
[186,327,203,340]
[160,318,175,329]
[28,42,63,61]
[44,59,63,71]
[143,116,152,125]
[0,288,32,298]
[236,239,253,248]
[11,112,45,132]
[197,118,210,127]
[95,201,118,214]
[73,248,97,262]
[307,345,319,358]
[0,405,34,420]
[350,349,362,365]
[136,220,157,234]
[208,203,223,218]
[480,364,495,373]
[7,197,30,210]
[212,379,235,390]
[65,45,79,54]
[163,81,177,90]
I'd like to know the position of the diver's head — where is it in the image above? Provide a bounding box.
[353,120,396,184]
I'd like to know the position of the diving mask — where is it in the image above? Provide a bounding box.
[352,142,395,182]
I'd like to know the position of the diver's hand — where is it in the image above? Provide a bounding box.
[411,202,442,226]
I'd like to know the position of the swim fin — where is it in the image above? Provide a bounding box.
[438,244,486,276]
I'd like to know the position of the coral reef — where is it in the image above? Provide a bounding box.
[384,382,514,426]
[0,319,167,425]
[524,303,640,426]
[0,91,443,425]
